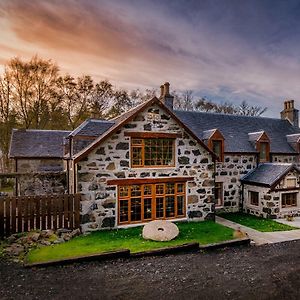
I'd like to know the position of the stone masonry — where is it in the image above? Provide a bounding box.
[77,104,215,232]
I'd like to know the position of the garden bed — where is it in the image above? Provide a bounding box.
[219,212,300,232]
[26,221,235,264]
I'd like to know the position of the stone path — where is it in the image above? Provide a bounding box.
[216,216,300,245]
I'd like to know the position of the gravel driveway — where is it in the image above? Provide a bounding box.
[1,241,300,300]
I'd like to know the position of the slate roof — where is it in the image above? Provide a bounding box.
[69,119,115,137]
[240,163,300,187]
[174,110,300,153]
[9,129,71,158]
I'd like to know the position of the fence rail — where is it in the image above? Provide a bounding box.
[0,194,81,237]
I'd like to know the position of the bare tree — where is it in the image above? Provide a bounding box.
[195,97,267,116]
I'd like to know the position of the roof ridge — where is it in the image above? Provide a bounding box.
[13,129,71,133]
[174,109,290,122]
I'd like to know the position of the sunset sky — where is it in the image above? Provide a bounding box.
[1,0,300,117]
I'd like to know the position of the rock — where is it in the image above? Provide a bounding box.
[56,228,72,237]
[6,234,18,244]
[70,228,81,238]
[29,232,41,242]
[40,240,51,246]
[5,244,25,256]
[62,233,71,241]
[142,220,179,242]
[40,229,54,238]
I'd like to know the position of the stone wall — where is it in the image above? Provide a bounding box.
[243,170,300,218]
[272,155,298,164]
[17,173,67,196]
[77,104,215,232]
[215,154,257,213]
[16,158,64,173]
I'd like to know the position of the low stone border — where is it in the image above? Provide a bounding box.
[131,242,199,258]
[24,238,250,268]
[24,249,130,268]
[199,237,251,251]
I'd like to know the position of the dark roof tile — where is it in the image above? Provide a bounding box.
[9,129,70,158]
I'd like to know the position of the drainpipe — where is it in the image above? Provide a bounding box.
[15,158,18,196]
[241,183,244,212]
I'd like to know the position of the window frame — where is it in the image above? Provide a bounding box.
[281,192,298,208]
[215,182,223,207]
[118,182,186,225]
[249,191,259,206]
[130,137,176,168]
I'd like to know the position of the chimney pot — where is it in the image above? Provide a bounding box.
[164,82,170,96]
[160,85,164,98]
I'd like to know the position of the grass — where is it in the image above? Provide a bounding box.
[220,212,299,232]
[27,221,234,264]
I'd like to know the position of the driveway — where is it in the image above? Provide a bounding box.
[1,240,300,299]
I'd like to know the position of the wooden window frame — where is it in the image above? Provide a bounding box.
[130,137,176,168]
[207,130,225,162]
[281,192,298,208]
[215,182,223,207]
[256,132,270,163]
[249,191,259,206]
[118,182,186,225]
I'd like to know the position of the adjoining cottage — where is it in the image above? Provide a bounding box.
[9,129,70,195]
[241,163,300,218]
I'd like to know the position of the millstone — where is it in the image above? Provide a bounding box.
[142,220,179,242]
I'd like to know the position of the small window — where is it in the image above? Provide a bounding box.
[259,142,269,162]
[282,193,297,208]
[249,191,259,206]
[215,182,223,207]
[212,140,223,161]
[286,178,297,188]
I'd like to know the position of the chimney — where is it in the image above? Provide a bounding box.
[281,99,299,127]
[159,82,174,110]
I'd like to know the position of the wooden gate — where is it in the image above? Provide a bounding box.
[0,194,81,237]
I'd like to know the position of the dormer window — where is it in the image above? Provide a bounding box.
[203,129,225,162]
[259,142,269,162]
[212,140,223,161]
[248,131,270,163]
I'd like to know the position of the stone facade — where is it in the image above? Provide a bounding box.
[243,170,300,218]
[271,155,299,164]
[14,158,66,196]
[76,104,215,232]
[215,154,257,212]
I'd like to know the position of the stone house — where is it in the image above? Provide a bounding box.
[70,85,216,231]
[7,83,300,231]
[9,129,70,195]
[241,163,300,218]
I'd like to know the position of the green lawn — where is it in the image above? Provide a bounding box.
[27,221,234,264]
[220,212,299,232]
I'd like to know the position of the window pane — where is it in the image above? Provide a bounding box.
[156,197,164,218]
[156,184,164,195]
[177,195,184,216]
[131,198,142,221]
[177,183,184,194]
[132,147,142,166]
[143,185,152,195]
[250,191,259,206]
[119,186,129,198]
[166,183,175,194]
[212,140,222,158]
[166,196,175,218]
[260,143,268,160]
[119,200,129,223]
[131,185,141,197]
[144,198,152,220]
[215,182,223,206]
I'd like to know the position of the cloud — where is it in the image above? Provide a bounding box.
[1,0,300,116]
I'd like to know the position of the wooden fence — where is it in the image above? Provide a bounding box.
[0,194,81,237]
